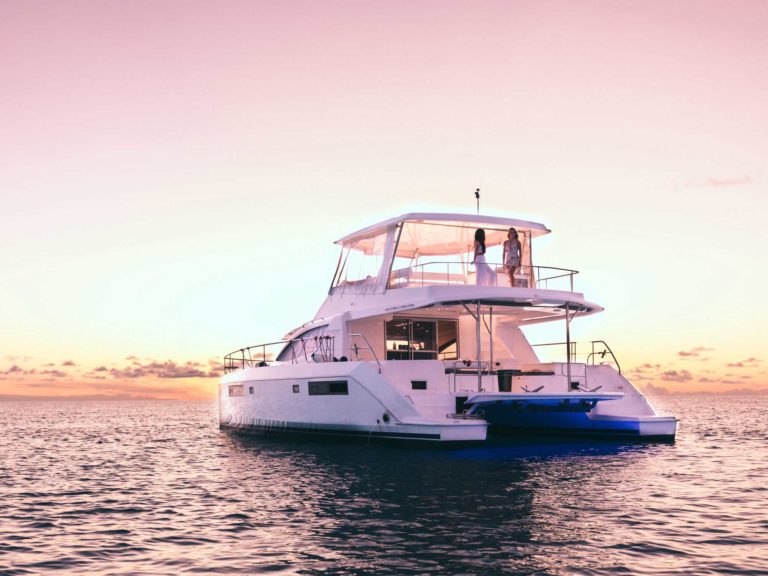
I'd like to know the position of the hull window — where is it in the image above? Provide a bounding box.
[386,318,458,360]
[308,380,349,396]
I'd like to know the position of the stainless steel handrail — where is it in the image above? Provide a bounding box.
[388,262,578,291]
[224,333,385,374]
[348,333,382,373]
[223,336,336,372]
[532,340,622,375]
[450,360,490,392]
[586,340,622,375]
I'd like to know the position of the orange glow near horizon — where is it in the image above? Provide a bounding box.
[1,0,767,399]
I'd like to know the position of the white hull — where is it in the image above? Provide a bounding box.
[219,361,676,443]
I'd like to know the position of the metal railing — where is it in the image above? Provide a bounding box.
[348,333,382,373]
[224,333,384,374]
[224,336,336,372]
[387,262,578,292]
[531,340,622,374]
[450,360,490,393]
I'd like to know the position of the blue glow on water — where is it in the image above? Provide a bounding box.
[1,395,766,575]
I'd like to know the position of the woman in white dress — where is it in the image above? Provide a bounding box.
[503,227,522,287]
[472,228,495,286]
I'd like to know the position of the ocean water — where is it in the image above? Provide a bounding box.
[1,396,766,575]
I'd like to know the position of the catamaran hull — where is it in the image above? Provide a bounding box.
[220,417,487,443]
[485,412,677,440]
[465,390,677,440]
[219,363,488,443]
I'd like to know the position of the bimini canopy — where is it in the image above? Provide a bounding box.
[330,212,551,295]
[335,212,550,257]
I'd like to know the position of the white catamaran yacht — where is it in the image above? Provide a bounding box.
[220,212,677,443]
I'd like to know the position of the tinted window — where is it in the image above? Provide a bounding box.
[308,380,349,395]
[385,318,458,360]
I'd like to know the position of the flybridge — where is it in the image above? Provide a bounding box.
[330,212,564,295]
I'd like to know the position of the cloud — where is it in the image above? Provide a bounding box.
[627,363,664,381]
[61,360,77,367]
[682,175,752,189]
[726,357,762,368]
[207,358,224,378]
[2,365,37,376]
[706,176,752,187]
[40,369,68,378]
[641,383,670,396]
[661,369,694,382]
[107,359,217,380]
[628,363,661,375]
[677,346,714,360]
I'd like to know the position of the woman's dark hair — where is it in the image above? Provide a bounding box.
[474,228,486,254]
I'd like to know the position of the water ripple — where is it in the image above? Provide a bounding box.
[0,396,766,574]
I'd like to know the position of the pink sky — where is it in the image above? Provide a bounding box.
[1,0,767,398]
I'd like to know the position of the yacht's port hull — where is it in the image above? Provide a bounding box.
[219,362,489,443]
[220,418,487,443]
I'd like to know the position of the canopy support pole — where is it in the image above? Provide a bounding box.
[565,303,572,391]
[489,306,494,377]
[476,300,482,392]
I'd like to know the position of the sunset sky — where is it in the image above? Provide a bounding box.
[1,0,766,399]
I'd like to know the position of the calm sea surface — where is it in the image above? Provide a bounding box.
[1,396,766,575]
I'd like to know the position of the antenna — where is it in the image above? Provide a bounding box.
[474,188,480,214]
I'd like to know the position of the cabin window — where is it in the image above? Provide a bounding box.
[228,384,244,397]
[248,386,254,395]
[436,320,458,359]
[308,380,349,396]
[385,318,458,360]
[411,380,427,390]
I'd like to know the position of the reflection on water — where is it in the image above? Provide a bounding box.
[1,396,766,575]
